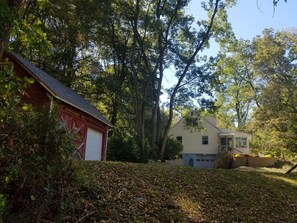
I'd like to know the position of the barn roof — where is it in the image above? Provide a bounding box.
[10,52,112,127]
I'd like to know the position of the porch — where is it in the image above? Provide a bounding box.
[218,133,250,155]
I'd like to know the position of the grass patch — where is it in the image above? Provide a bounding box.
[62,162,297,222]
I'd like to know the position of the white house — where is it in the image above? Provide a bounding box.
[169,116,251,168]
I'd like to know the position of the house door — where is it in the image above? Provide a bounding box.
[85,128,102,160]
[220,137,233,152]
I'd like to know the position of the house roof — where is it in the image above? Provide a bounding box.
[10,52,112,127]
[174,115,250,137]
[218,129,251,138]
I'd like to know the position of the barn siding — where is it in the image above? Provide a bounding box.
[59,105,108,160]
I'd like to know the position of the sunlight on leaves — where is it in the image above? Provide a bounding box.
[261,174,297,187]
[174,195,204,222]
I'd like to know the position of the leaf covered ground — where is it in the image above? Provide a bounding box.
[64,162,297,223]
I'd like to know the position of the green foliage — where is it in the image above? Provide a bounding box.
[0,61,32,114]
[247,29,297,159]
[107,134,140,163]
[163,137,183,160]
[214,29,297,161]
[213,38,255,130]
[0,0,51,60]
[0,69,76,222]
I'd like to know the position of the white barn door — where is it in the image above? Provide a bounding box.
[85,128,102,160]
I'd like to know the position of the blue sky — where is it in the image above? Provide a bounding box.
[188,0,297,40]
[227,0,296,39]
[161,0,297,102]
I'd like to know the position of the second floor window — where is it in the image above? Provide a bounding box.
[176,136,183,143]
[202,136,208,145]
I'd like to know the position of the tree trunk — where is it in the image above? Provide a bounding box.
[134,93,146,162]
[0,29,11,60]
[151,64,163,157]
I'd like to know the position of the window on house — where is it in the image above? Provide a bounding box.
[202,136,208,145]
[220,137,227,145]
[236,137,241,147]
[242,138,247,147]
[236,137,247,148]
[176,136,183,143]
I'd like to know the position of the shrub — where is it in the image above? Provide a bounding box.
[107,134,140,162]
[0,106,76,222]
[163,137,183,160]
[216,152,233,169]
[0,68,75,222]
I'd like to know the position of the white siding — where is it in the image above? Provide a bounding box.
[169,118,220,154]
[233,132,251,154]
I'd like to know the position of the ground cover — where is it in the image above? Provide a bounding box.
[64,162,297,222]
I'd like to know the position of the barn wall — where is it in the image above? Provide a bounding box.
[59,104,108,161]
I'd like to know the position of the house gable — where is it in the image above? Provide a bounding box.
[169,117,220,154]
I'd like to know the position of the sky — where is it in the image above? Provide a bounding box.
[161,0,297,102]
[227,0,297,39]
[188,0,297,40]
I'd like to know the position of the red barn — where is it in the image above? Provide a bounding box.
[4,53,112,161]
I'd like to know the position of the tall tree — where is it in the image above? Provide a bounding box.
[249,29,297,158]
[213,39,257,130]
[11,0,98,87]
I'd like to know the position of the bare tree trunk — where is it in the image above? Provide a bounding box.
[151,65,163,157]
[133,89,147,162]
